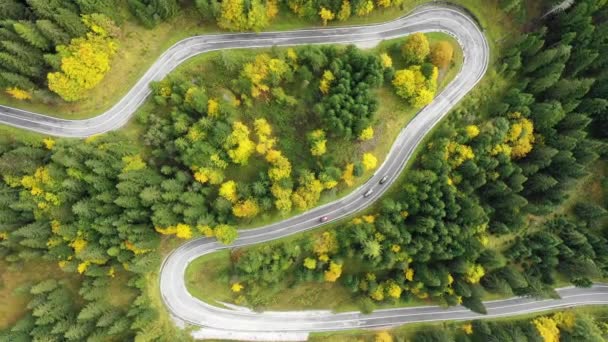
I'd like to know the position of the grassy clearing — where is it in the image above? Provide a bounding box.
[0,0,516,121]
[0,261,80,329]
[184,245,432,312]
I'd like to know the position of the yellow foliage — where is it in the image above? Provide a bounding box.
[271,183,293,212]
[362,215,375,223]
[491,143,513,157]
[208,99,220,117]
[70,237,87,253]
[6,87,32,100]
[266,149,292,181]
[462,323,473,335]
[505,115,535,159]
[287,48,298,63]
[43,138,55,150]
[533,317,560,342]
[107,266,115,278]
[318,254,329,262]
[324,261,343,282]
[78,261,90,274]
[464,264,485,284]
[323,180,338,189]
[391,244,401,252]
[211,154,228,169]
[319,70,335,94]
[311,139,327,156]
[342,163,355,186]
[405,267,415,281]
[430,41,454,68]
[370,284,385,301]
[392,65,437,107]
[446,142,475,168]
[0,231,8,240]
[50,220,61,234]
[402,33,430,63]
[219,180,238,203]
[291,172,324,210]
[255,120,276,155]
[254,118,272,136]
[319,7,335,25]
[232,198,260,218]
[303,257,317,270]
[225,121,255,165]
[122,155,146,172]
[362,153,378,171]
[386,281,402,299]
[155,224,193,240]
[375,331,393,342]
[175,224,193,239]
[376,0,391,8]
[356,0,374,16]
[197,225,215,237]
[231,282,244,292]
[380,53,393,68]
[359,126,374,141]
[553,311,576,330]
[337,0,351,21]
[465,125,480,138]
[125,241,151,255]
[266,0,279,18]
[48,30,118,101]
[242,54,289,96]
[313,231,337,255]
[194,167,224,185]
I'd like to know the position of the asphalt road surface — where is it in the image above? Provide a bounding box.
[1,4,605,341]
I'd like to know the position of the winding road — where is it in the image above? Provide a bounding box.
[1,4,606,341]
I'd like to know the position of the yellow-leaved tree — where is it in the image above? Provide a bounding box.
[48,14,119,102]
[291,171,324,210]
[225,121,255,165]
[533,317,560,342]
[430,41,454,68]
[219,180,238,203]
[359,126,374,141]
[392,65,438,108]
[319,7,335,26]
[401,32,430,64]
[362,153,378,170]
[324,261,343,282]
[337,0,351,21]
[380,53,393,68]
[6,87,31,100]
[375,331,393,342]
[319,70,335,94]
[308,129,327,156]
[232,198,260,218]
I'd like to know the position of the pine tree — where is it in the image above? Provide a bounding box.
[35,19,71,46]
[13,21,51,50]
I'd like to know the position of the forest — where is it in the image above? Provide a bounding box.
[317,309,608,342]
[0,0,607,341]
[0,22,457,342]
[186,0,608,320]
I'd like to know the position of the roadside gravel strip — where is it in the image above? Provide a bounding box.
[1,4,606,341]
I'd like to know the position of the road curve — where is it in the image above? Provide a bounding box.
[154,4,604,339]
[1,3,604,340]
